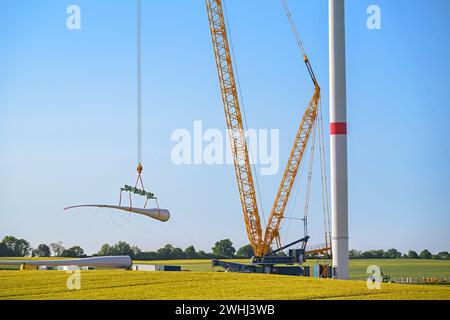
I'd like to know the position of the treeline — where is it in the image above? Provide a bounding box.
[0,236,87,258]
[93,238,245,260]
[1,235,449,260]
[0,236,251,260]
[348,249,450,260]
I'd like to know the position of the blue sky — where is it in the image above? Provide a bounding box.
[0,0,449,254]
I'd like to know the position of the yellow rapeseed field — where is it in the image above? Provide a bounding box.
[1,270,449,300]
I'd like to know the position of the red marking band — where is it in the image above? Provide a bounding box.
[330,122,347,135]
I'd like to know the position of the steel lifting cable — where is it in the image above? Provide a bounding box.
[318,101,329,249]
[278,0,321,247]
[318,99,332,252]
[280,0,318,86]
[281,0,307,57]
[64,0,169,223]
[137,0,143,166]
[309,0,331,253]
[309,0,330,251]
[280,127,316,251]
[303,120,318,239]
[281,150,307,245]
[119,0,159,210]
[280,0,330,252]
[135,0,149,206]
[398,0,450,162]
[314,0,323,58]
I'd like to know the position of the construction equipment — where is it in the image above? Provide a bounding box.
[65,0,169,220]
[206,0,329,275]
[118,163,159,210]
[118,0,159,211]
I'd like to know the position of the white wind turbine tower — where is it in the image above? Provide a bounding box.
[329,0,349,280]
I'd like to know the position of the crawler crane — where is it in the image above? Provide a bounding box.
[206,0,330,275]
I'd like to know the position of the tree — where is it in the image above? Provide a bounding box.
[171,247,185,259]
[0,242,9,256]
[1,236,31,257]
[212,239,236,258]
[157,244,175,259]
[436,251,450,260]
[112,241,134,257]
[374,250,385,259]
[419,249,432,260]
[184,246,197,259]
[95,242,152,259]
[349,249,361,259]
[50,241,65,257]
[360,250,385,259]
[385,248,402,259]
[97,244,113,256]
[236,244,254,258]
[32,244,51,257]
[407,250,419,259]
[142,251,161,260]
[131,246,143,260]
[61,246,86,258]
[198,250,210,259]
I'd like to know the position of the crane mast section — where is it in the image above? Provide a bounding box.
[263,87,320,255]
[206,0,263,254]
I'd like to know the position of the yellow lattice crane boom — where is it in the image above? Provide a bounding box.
[262,88,320,255]
[206,0,263,255]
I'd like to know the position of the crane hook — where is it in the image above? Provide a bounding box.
[137,162,143,174]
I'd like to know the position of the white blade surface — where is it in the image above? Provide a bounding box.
[64,204,170,222]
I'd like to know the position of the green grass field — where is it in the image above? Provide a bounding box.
[1,270,449,300]
[135,259,450,280]
[1,259,449,300]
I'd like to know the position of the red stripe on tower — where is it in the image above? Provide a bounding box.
[330,122,347,135]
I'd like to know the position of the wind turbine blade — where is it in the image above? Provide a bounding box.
[64,204,170,222]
